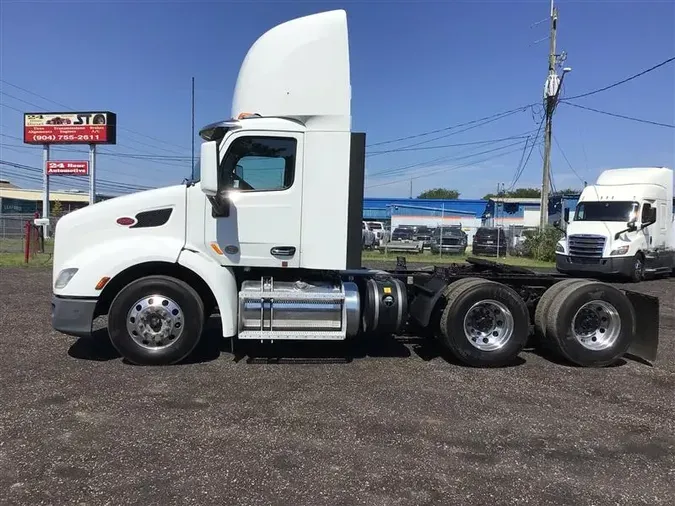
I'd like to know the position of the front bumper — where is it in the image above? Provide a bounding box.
[472,244,506,256]
[431,244,466,254]
[51,295,97,338]
[555,254,634,276]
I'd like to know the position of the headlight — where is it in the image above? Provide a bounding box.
[610,245,630,256]
[555,242,565,253]
[54,268,78,289]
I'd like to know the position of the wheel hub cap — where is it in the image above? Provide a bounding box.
[571,300,621,351]
[463,300,514,351]
[126,295,184,349]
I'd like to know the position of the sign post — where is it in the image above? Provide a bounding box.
[89,144,96,205]
[42,145,50,236]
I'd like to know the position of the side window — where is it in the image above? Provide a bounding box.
[219,136,297,192]
[641,203,651,222]
[641,203,656,224]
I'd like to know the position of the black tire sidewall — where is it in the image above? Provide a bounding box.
[631,253,645,283]
[534,279,588,338]
[440,283,529,367]
[550,284,634,366]
[108,276,204,365]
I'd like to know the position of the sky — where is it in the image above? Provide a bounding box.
[1,0,673,200]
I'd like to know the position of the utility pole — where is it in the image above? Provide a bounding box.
[191,77,195,177]
[409,179,413,199]
[540,0,571,230]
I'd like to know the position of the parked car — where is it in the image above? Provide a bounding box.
[367,221,389,245]
[472,227,508,257]
[430,226,467,255]
[413,225,434,248]
[362,221,376,249]
[391,227,415,241]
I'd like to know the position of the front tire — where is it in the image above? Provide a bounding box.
[438,279,529,367]
[108,275,205,365]
[629,252,645,283]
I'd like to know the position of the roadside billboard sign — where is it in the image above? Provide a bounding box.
[24,111,117,145]
[46,160,89,176]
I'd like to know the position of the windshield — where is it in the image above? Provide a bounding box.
[435,227,462,236]
[575,201,639,222]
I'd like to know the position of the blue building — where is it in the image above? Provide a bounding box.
[363,195,587,228]
[363,197,488,224]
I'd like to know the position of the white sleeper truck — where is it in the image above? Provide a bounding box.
[51,10,660,368]
[556,167,674,282]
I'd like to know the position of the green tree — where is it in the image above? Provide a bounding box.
[483,187,582,199]
[417,188,460,199]
[552,187,582,195]
[51,200,64,217]
[482,187,541,200]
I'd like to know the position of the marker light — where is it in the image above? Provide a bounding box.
[95,277,111,290]
[210,242,224,255]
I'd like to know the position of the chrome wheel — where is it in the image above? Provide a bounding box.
[571,300,621,351]
[462,299,514,351]
[126,294,184,349]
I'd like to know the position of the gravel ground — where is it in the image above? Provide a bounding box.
[0,267,673,506]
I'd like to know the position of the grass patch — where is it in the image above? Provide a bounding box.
[0,245,554,269]
[361,250,554,268]
[0,252,53,267]
[0,238,54,267]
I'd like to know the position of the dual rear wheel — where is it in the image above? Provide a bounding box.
[436,277,634,368]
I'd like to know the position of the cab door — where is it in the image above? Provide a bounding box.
[208,130,304,268]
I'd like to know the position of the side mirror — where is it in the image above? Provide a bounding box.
[200,140,218,196]
[563,208,570,223]
[553,219,561,229]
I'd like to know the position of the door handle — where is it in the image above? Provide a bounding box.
[271,246,296,257]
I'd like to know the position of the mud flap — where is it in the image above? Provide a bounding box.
[623,289,659,364]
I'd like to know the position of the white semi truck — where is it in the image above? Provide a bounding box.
[50,10,660,368]
[556,167,674,282]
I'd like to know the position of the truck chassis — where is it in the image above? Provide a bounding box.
[67,256,659,369]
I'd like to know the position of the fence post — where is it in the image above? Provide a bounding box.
[24,220,31,264]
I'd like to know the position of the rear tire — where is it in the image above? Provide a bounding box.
[438,279,529,367]
[108,275,205,365]
[534,279,590,339]
[544,281,634,367]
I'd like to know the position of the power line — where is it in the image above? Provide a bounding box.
[552,135,585,184]
[0,133,191,160]
[366,132,537,156]
[508,114,546,190]
[0,79,192,154]
[367,139,529,180]
[365,141,542,190]
[365,104,535,148]
[560,101,675,128]
[564,56,675,100]
[0,159,152,192]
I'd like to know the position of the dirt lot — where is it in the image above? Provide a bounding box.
[0,267,673,506]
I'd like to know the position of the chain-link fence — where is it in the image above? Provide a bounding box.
[0,214,57,254]
[372,224,539,259]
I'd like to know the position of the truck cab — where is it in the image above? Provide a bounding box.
[556,167,674,281]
